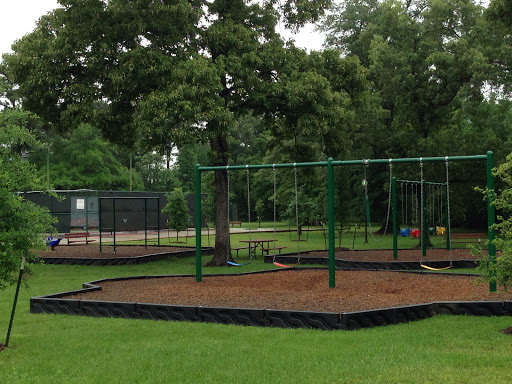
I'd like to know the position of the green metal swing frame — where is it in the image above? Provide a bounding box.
[194,152,497,292]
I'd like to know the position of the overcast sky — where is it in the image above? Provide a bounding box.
[0,0,325,59]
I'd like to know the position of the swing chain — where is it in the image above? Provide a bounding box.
[226,166,230,225]
[246,165,252,247]
[365,159,392,242]
[445,158,452,263]
[438,184,443,226]
[226,166,230,262]
[383,160,393,236]
[401,182,404,224]
[405,182,408,225]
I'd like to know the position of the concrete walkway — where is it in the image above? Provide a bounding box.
[60,226,285,244]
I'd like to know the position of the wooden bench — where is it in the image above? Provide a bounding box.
[231,246,251,258]
[262,246,287,255]
[65,232,95,245]
[444,233,486,245]
[229,221,242,227]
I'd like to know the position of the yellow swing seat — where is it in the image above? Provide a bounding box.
[420,262,452,271]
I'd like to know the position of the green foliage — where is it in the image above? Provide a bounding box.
[478,152,512,290]
[321,0,497,158]
[162,187,191,241]
[201,172,217,227]
[135,152,179,192]
[0,109,56,290]
[30,123,144,191]
[281,188,323,235]
[255,199,264,228]
[175,143,210,194]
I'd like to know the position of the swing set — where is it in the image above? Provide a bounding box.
[225,164,302,267]
[194,152,497,291]
[271,164,301,268]
[225,166,253,266]
[395,178,451,270]
[397,181,447,236]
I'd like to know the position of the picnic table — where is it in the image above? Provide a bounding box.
[237,239,287,257]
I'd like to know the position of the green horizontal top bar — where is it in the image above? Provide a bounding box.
[198,154,488,172]
[332,154,487,166]
[99,197,160,200]
[395,179,448,186]
[199,161,328,171]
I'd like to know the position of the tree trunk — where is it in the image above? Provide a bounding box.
[205,133,232,266]
[414,231,434,248]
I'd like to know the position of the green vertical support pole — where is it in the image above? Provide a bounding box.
[99,198,102,253]
[144,198,148,249]
[157,197,160,248]
[327,158,335,288]
[195,164,202,282]
[445,183,450,250]
[487,151,496,293]
[392,177,398,259]
[422,178,427,257]
[113,197,116,254]
[364,183,370,243]
[85,191,89,233]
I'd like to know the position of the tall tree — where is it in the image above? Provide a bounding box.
[485,0,512,94]
[4,0,370,265]
[321,0,491,158]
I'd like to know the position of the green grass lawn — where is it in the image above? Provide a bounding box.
[1,250,511,383]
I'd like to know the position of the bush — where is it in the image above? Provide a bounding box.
[162,187,191,242]
[477,152,512,291]
[0,109,56,290]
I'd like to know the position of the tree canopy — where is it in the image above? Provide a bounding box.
[4,0,369,265]
[321,0,493,158]
[29,123,144,191]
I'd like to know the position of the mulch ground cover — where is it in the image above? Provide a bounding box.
[68,269,511,313]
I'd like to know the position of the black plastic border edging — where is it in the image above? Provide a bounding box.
[38,247,214,266]
[264,250,478,271]
[30,268,512,331]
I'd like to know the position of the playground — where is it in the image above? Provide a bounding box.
[27,152,509,331]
